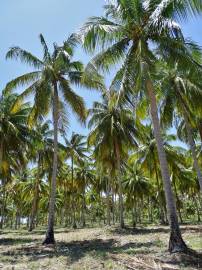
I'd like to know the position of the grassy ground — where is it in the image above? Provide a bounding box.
[0,225,201,270]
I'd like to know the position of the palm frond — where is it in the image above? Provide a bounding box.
[3,71,41,94]
[59,77,87,123]
[6,47,44,69]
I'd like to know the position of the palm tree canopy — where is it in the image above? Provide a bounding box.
[4,34,104,126]
[79,0,202,100]
[88,89,138,173]
[0,93,31,178]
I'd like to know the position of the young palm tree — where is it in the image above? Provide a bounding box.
[88,90,138,228]
[80,0,202,252]
[75,161,95,227]
[123,162,151,227]
[17,167,49,229]
[62,133,88,228]
[4,34,103,244]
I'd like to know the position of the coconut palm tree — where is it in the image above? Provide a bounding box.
[62,133,88,228]
[123,162,151,227]
[75,160,95,227]
[4,34,103,244]
[80,0,202,252]
[16,167,49,229]
[88,90,138,228]
[28,120,53,231]
[0,93,31,228]
[159,61,202,192]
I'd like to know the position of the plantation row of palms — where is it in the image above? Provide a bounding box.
[1,0,202,253]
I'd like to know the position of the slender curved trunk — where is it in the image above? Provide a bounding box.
[146,77,187,252]
[182,108,202,192]
[115,140,124,228]
[43,83,58,245]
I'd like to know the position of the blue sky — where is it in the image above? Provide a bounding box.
[1,0,202,136]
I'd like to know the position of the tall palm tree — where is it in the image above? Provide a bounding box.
[62,133,87,228]
[4,34,103,244]
[159,61,202,192]
[80,0,202,252]
[28,120,53,231]
[88,90,138,228]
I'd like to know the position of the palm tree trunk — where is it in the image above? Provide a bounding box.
[0,141,4,229]
[115,140,124,228]
[81,181,86,227]
[106,177,111,226]
[146,77,187,252]
[43,83,59,245]
[193,196,201,222]
[183,108,202,192]
[71,156,77,229]
[132,196,137,228]
[173,177,183,224]
[29,159,40,231]
[154,155,165,224]
[112,189,115,225]
[0,178,6,229]
[29,178,39,231]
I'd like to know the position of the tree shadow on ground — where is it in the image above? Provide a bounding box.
[111,225,202,235]
[0,237,39,246]
[112,227,170,235]
[1,238,161,264]
[1,236,202,268]
[160,251,202,269]
[0,229,77,236]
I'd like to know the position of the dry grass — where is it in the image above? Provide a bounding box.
[0,225,201,270]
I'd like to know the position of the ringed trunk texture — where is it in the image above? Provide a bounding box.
[43,83,59,245]
[146,78,187,253]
